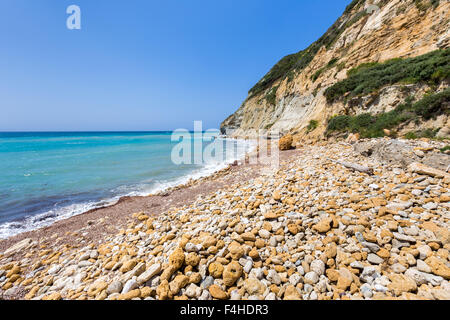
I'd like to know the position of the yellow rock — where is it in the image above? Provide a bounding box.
[249,248,260,260]
[169,275,189,295]
[169,247,185,270]
[287,224,299,235]
[156,280,170,300]
[87,280,108,297]
[6,265,21,278]
[24,286,39,300]
[425,256,450,280]
[273,190,282,201]
[325,243,337,259]
[241,232,256,242]
[120,259,137,273]
[119,289,141,300]
[223,261,243,287]
[137,214,149,221]
[263,211,277,220]
[377,248,390,259]
[380,229,393,239]
[21,278,33,287]
[208,262,224,278]
[255,239,265,249]
[209,284,229,300]
[2,282,13,290]
[140,286,153,298]
[336,268,353,290]
[228,242,244,260]
[313,218,333,233]
[42,292,62,300]
[279,134,293,151]
[189,272,202,284]
[387,274,417,296]
[185,252,200,267]
[202,236,217,249]
[104,261,115,270]
[160,265,177,281]
[284,285,302,300]
[8,274,20,283]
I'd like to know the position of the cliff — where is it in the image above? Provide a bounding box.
[221,0,450,143]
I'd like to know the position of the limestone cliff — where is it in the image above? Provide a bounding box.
[221,0,450,143]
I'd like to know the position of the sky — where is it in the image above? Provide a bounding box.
[0,0,351,131]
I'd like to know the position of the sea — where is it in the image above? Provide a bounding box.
[0,131,254,239]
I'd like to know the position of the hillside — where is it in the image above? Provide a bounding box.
[221,0,450,143]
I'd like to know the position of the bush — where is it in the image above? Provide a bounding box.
[311,69,324,82]
[248,1,369,97]
[440,145,450,153]
[415,0,440,11]
[349,113,375,130]
[326,88,450,138]
[327,115,351,131]
[414,89,450,119]
[405,132,418,139]
[307,120,319,132]
[405,129,439,139]
[265,86,279,106]
[311,58,340,82]
[325,49,450,103]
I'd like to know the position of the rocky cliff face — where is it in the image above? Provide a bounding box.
[221,0,450,143]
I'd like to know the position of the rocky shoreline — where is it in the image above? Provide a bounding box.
[0,138,449,300]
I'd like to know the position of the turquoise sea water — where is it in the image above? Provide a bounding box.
[0,132,253,239]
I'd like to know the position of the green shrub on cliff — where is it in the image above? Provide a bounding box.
[311,58,339,82]
[324,48,450,103]
[405,128,440,140]
[265,86,279,106]
[248,1,370,98]
[327,88,450,138]
[327,115,352,131]
[307,120,319,132]
[414,89,450,119]
[415,0,440,11]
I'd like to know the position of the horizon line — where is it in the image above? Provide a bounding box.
[0,130,224,133]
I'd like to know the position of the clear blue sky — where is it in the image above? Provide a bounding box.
[0,0,350,131]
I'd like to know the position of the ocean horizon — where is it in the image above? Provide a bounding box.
[0,131,253,239]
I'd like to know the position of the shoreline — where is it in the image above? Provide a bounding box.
[0,139,448,300]
[0,138,265,253]
[0,136,256,242]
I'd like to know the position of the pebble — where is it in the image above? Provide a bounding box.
[1,139,448,301]
[367,253,384,265]
[304,271,319,285]
[122,279,138,294]
[267,270,281,285]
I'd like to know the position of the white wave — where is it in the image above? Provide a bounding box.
[0,198,119,239]
[124,138,256,197]
[0,138,256,240]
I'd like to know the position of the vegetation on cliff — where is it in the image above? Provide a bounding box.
[327,88,450,138]
[324,48,450,103]
[248,0,369,98]
[246,0,438,98]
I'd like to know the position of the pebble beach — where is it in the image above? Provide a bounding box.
[0,138,449,300]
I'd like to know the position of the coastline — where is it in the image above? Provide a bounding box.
[0,137,262,252]
[0,136,256,241]
[0,138,448,300]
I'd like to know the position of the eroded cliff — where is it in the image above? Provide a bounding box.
[221,0,450,144]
